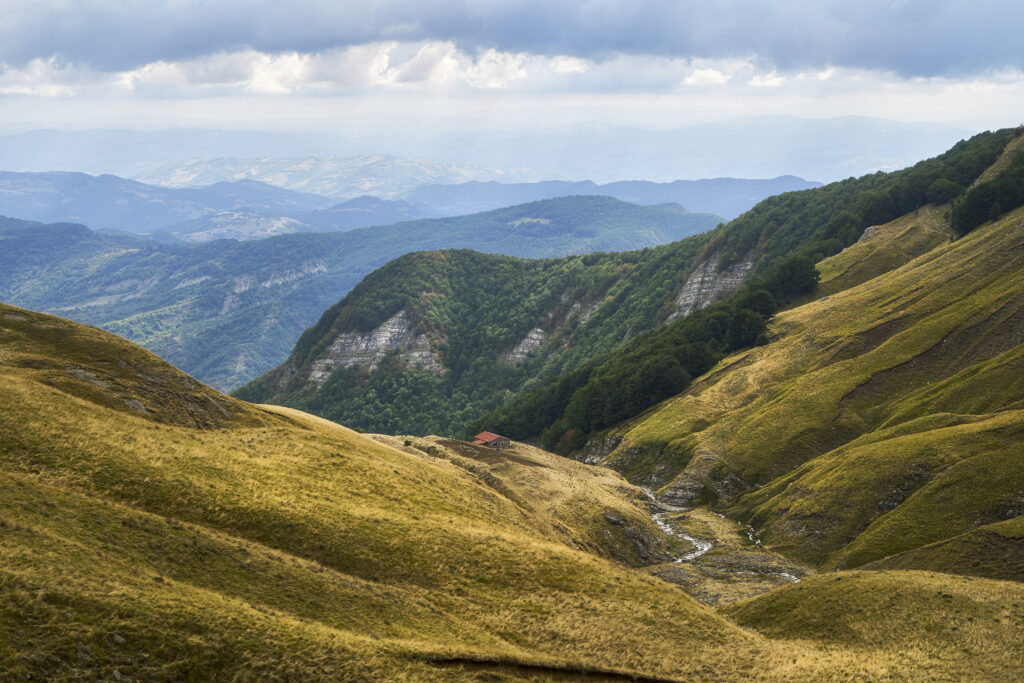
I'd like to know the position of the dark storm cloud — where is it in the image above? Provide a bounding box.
[2,0,1021,77]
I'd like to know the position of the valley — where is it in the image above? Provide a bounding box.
[643,498,811,606]
[1,125,1022,681]
[2,301,1021,680]
[4,2,1023,679]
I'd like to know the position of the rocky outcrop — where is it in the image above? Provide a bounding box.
[600,508,674,567]
[576,434,623,465]
[567,299,599,324]
[668,253,754,321]
[654,450,748,507]
[308,309,445,386]
[503,327,545,364]
[857,225,881,242]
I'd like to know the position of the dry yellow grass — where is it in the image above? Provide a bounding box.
[2,302,1022,680]
[601,205,1024,580]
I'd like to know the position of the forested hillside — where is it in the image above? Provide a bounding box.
[1,196,717,389]
[240,129,1018,439]
[234,239,711,432]
[475,128,1020,448]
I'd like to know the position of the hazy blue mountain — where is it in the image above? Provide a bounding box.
[139,155,531,199]
[0,171,334,234]
[0,196,722,390]
[401,176,821,219]
[156,197,436,242]
[152,212,314,243]
[303,196,435,228]
[1,116,973,189]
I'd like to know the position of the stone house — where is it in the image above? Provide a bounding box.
[473,431,512,449]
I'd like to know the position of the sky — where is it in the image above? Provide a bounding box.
[0,1,1021,135]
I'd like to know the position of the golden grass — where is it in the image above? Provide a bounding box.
[817,203,953,296]
[3,302,1023,679]
[727,570,1024,682]
[601,204,1024,582]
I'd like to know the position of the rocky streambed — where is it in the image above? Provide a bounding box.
[641,488,810,606]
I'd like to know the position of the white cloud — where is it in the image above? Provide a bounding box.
[0,57,78,96]
[3,42,1024,136]
[245,53,312,94]
[749,70,785,87]
[462,49,528,89]
[552,56,589,75]
[684,68,728,86]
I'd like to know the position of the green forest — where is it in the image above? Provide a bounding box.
[241,129,1023,444]
[473,129,1020,450]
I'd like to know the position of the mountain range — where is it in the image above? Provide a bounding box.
[399,176,822,219]
[0,196,720,389]
[0,171,332,235]
[137,154,533,199]
[0,116,972,183]
[0,167,818,243]
[239,129,1020,443]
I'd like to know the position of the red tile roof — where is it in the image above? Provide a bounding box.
[474,431,504,444]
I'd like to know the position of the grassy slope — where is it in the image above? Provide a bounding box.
[863,517,1024,581]
[0,303,822,681]
[726,570,1024,682]
[815,203,953,296]
[3,309,1023,679]
[601,203,1024,576]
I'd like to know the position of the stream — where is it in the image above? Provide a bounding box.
[640,487,713,562]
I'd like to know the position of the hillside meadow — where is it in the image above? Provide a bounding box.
[3,302,1022,680]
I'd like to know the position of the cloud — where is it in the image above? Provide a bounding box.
[684,69,728,86]
[0,57,85,96]
[1,1,1022,79]
[87,42,539,96]
[749,71,785,87]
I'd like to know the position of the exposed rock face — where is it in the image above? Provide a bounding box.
[576,434,623,465]
[308,309,445,386]
[857,225,881,242]
[1000,493,1024,519]
[567,299,599,324]
[600,508,674,567]
[668,253,754,321]
[657,451,735,507]
[503,327,545,364]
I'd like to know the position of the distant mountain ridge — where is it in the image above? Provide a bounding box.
[0,171,333,234]
[0,196,721,389]
[0,167,808,242]
[156,196,435,243]
[402,176,822,219]
[139,154,532,199]
[0,117,972,183]
[140,156,820,218]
